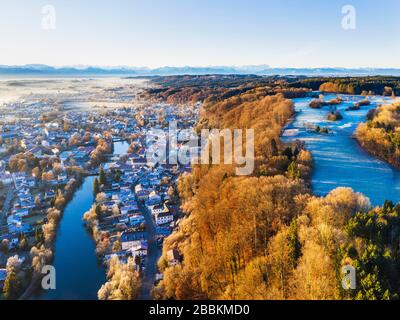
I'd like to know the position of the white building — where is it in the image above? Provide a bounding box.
[155,211,174,226]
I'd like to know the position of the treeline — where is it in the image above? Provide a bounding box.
[289,76,400,96]
[142,75,311,106]
[356,103,400,168]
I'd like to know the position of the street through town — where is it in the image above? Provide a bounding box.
[139,202,161,300]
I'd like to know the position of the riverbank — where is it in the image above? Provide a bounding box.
[355,102,400,169]
[26,141,119,300]
[18,175,83,300]
[282,94,399,205]
[39,176,106,300]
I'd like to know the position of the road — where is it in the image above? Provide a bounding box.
[139,202,161,300]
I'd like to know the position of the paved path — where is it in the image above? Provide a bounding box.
[139,202,161,300]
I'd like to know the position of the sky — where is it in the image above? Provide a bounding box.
[0,0,399,68]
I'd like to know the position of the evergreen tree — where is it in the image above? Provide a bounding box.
[287,161,300,180]
[283,147,293,159]
[50,195,56,207]
[345,204,400,300]
[287,219,301,268]
[95,204,102,216]
[93,178,100,195]
[134,255,141,266]
[167,186,175,199]
[114,171,121,182]
[34,227,41,243]
[99,167,106,186]
[271,138,278,157]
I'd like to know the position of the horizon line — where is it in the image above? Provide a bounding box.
[2,64,400,70]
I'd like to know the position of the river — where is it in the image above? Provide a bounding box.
[283,94,400,206]
[38,140,130,300]
[34,94,400,299]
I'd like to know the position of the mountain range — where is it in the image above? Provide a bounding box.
[1,64,400,76]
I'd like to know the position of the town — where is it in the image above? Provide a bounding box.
[0,78,199,300]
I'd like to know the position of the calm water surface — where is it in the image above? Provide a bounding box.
[39,141,129,300]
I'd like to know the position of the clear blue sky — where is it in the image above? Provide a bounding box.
[0,0,399,68]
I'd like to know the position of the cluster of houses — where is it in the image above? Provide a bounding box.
[1,171,72,251]
[98,183,148,263]
[0,88,200,295]
[93,145,183,269]
[7,173,36,237]
[0,107,115,259]
[84,104,201,273]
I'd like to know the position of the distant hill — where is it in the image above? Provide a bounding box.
[1,64,400,76]
[0,65,139,76]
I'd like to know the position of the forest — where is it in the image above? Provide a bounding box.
[289,76,400,96]
[143,76,400,300]
[141,75,311,106]
[356,102,400,168]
